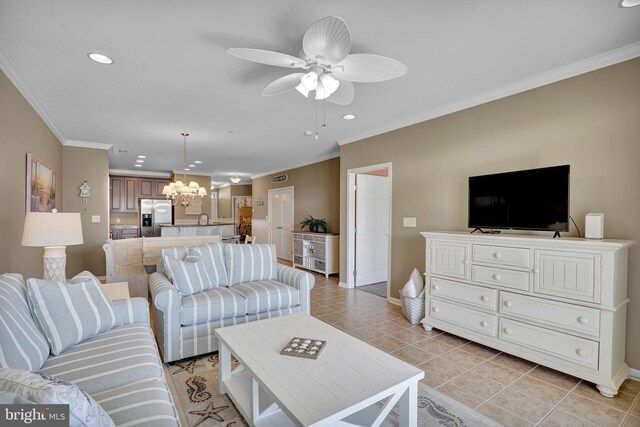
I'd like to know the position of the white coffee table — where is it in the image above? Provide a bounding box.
[215,313,424,427]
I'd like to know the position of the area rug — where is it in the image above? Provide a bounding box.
[164,353,502,427]
[356,281,388,298]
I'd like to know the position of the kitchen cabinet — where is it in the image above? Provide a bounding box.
[110,176,138,212]
[139,179,155,198]
[154,180,170,198]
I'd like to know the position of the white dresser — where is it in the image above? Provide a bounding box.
[421,231,634,397]
[292,232,339,278]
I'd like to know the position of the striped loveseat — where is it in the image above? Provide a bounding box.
[0,273,179,426]
[150,243,314,362]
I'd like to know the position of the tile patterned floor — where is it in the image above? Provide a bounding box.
[306,271,640,427]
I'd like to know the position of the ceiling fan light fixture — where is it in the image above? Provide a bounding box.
[301,71,318,91]
[315,81,329,100]
[295,83,310,97]
[320,73,340,95]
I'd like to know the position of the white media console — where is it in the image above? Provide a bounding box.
[421,231,635,397]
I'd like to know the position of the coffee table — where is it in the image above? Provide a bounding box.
[215,313,424,426]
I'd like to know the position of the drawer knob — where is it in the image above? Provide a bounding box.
[533,269,540,274]
[577,316,588,324]
[432,307,439,313]
[480,295,489,302]
[504,301,512,308]
[503,328,512,335]
[576,349,586,357]
[493,274,501,280]
[462,259,469,265]
[480,321,488,327]
[494,252,502,259]
[433,285,440,291]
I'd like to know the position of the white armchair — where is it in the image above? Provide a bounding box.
[103,238,148,298]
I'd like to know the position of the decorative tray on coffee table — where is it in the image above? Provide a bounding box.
[280,337,326,360]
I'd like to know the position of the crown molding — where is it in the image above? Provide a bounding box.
[64,139,113,150]
[250,151,340,179]
[0,43,66,144]
[337,42,640,146]
[109,169,172,178]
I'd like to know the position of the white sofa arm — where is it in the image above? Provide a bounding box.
[112,297,150,325]
[277,264,314,314]
[149,272,181,362]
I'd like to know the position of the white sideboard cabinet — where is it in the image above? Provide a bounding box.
[292,232,339,278]
[421,231,635,397]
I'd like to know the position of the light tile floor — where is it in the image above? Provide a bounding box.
[307,271,640,427]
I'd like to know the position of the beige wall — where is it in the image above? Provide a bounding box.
[252,157,340,233]
[62,146,109,276]
[340,58,640,368]
[0,69,64,279]
[172,174,212,222]
[217,185,252,219]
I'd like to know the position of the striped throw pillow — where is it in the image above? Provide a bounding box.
[190,242,229,287]
[163,256,214,296]
[27,274,119,356]
[224,243,277,286]
[158,246,189,279]
[0,274,50,370]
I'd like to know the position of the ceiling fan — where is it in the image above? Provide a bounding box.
[227,16,407,105]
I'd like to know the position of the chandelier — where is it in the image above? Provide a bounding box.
[162,132,207,207]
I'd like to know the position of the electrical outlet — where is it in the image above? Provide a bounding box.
[91,215,100,223]
[403,217,417,227]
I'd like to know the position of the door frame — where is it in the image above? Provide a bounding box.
[267,186,295,260]
[345,163,392,299]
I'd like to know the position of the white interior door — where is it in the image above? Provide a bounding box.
[268,187,294,261]
[355,174,390,286]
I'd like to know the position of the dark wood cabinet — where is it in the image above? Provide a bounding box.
[110,177,123,212]
[154,180,170,198]
[139,179,154,198]
[110,176,138,212]
[123,178,138,212]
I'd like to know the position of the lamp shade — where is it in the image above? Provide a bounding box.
[22,212,83,247]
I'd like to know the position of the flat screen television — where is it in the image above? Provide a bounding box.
[468,165,570,232]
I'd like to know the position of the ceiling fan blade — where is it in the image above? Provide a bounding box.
[227,48,307,68]
[333,54,407,82]
[262,73,305,97]
[327,81,354,105]
[302,16,352,64]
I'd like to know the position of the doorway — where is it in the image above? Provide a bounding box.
[345,163,392,299]
[268,186,294,261]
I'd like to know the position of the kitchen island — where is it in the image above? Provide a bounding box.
[159,222,235,237]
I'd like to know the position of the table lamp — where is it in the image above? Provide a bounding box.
[21,210,84,282]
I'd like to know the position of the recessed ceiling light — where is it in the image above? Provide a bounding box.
[303,130,313,136]
[194,160,202,164]
[342,114,356,120]
[619,0,640,6]
[189,164,196,168]
[184,168,190,171]
[134,164,142,168]
[137,155,146,159]
[87,53,113,65]
[136,159,144,163]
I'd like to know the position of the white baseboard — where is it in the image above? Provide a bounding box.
[338,281,353,289]
[387,296,401,306]
[629,368,640,381]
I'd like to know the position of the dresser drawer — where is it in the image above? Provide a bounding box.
[472,244,530,269]
[500,292,600,338]
[499,319,598,369]
[430,277,497,311]
[429,299,497,337]
[471,265,530,291]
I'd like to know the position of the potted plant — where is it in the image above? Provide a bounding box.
[300,215,327,233]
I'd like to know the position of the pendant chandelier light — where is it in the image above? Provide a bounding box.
[230,174,241,184]
[162,132,207,207]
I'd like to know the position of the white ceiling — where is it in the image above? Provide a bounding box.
[1,1,639,185]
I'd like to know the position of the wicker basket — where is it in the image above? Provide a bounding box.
[400,289,426,325]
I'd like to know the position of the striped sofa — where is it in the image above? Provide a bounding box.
[0,273,180,426]
[150,243,315,362]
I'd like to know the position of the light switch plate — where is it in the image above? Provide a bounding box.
[91,215,100,223]
[403,217,417,227]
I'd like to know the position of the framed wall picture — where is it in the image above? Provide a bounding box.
[26,153,56,212]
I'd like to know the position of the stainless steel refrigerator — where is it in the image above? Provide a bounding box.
[140,199,172,237]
